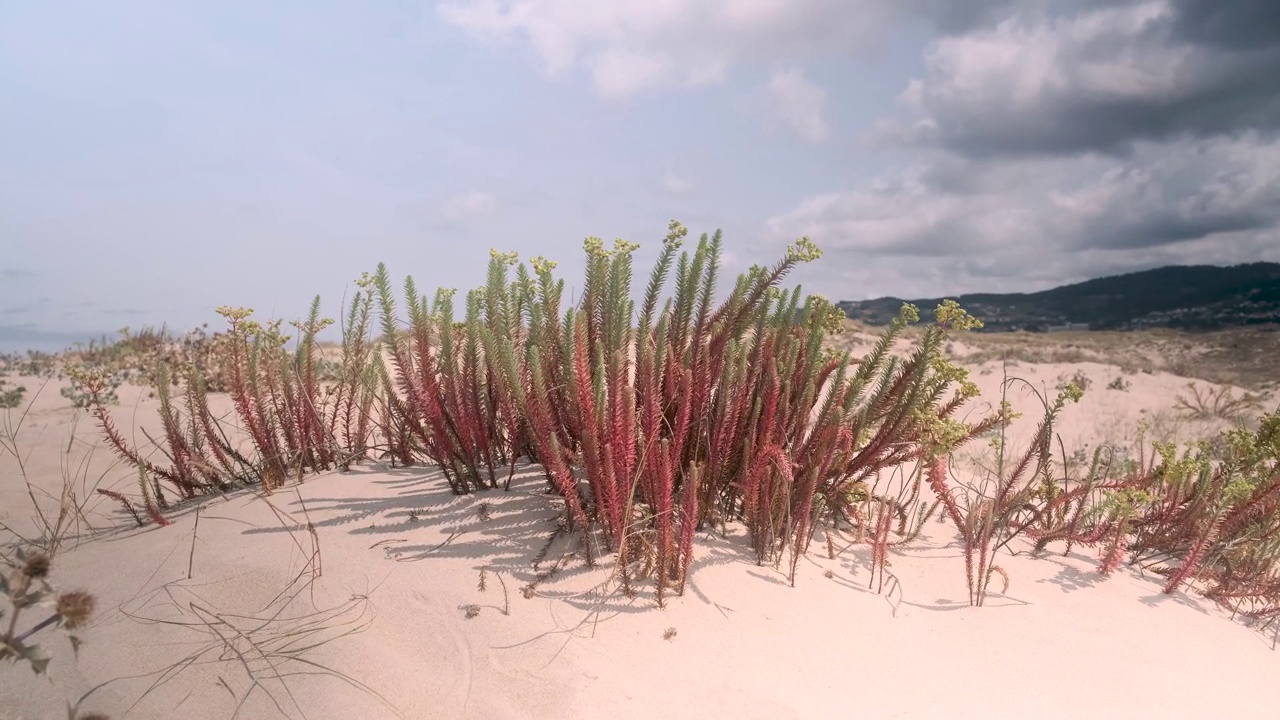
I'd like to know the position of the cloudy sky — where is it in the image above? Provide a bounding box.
[2,1,1278,348]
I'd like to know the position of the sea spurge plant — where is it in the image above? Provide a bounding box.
[85,292,373,523]
[483,228,994,599]
[930,376,1082,605]
[85,220,999,604]
[374,259,522,493]
[1025,407,1280,615]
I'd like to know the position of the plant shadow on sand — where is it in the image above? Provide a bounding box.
[240,463,822,617]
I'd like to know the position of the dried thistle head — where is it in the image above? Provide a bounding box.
[22,553,51,579]
[57,591,96,630]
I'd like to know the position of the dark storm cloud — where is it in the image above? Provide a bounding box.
[885,1,1280,159]
[1170,0,1280,48]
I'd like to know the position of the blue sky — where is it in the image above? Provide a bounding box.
[2,1,1278,350]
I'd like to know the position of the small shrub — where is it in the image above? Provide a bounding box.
[0,381,25,409]
[1107,376,1131,392]
[1174,382,1263,423]
[1057,369,1092,393]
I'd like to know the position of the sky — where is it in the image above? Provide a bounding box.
[2,0,1279,350]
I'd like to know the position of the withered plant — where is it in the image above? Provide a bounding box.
[1173,381,1264,423]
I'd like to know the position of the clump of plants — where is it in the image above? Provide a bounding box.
[79,222,997,604]
[1026,408,1280,621]
[79,280,383,522]
[0,379,24,409]
[1107,376,1131,392]
[1056,369,1092,393]
[369,225,997,603]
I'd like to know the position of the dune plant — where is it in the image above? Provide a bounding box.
[1173,382,1263,423]
[1027,407,1280,619]
[487,227,995,600]
[78,221,1001,604]
[326,273,380,465]
[929,374,1082,606]
[0,379,24,409]
[373,257,522,494]
[80,290,377,525]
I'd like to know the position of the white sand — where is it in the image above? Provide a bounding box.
[2,360,1278,720]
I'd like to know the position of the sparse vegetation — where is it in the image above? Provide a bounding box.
[8,221,1280,652]
[66,224,996,606]
[1057,369,1092,393]
[1174,382,1265,423]
[0,380,24,409]
[938,377,1083,606]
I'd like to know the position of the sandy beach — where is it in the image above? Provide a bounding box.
[2,334,1278,720]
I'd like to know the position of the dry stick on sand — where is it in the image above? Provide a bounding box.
[78,487,394,720]
[187,506,201,580]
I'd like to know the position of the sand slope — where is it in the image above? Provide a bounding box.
[2,360,1279,720]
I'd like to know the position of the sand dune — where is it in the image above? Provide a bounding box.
[2,345,1279,720]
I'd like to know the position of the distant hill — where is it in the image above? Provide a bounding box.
[837,262,1280,332]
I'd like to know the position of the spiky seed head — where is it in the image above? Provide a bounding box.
[22,552,51,579]
[57,591,96,629]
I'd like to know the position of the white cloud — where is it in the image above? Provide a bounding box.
[437,0,895,99]
[763,68,830,142]
[440,191,498,223]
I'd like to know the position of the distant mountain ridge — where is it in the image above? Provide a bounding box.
[837,262,1280,332]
